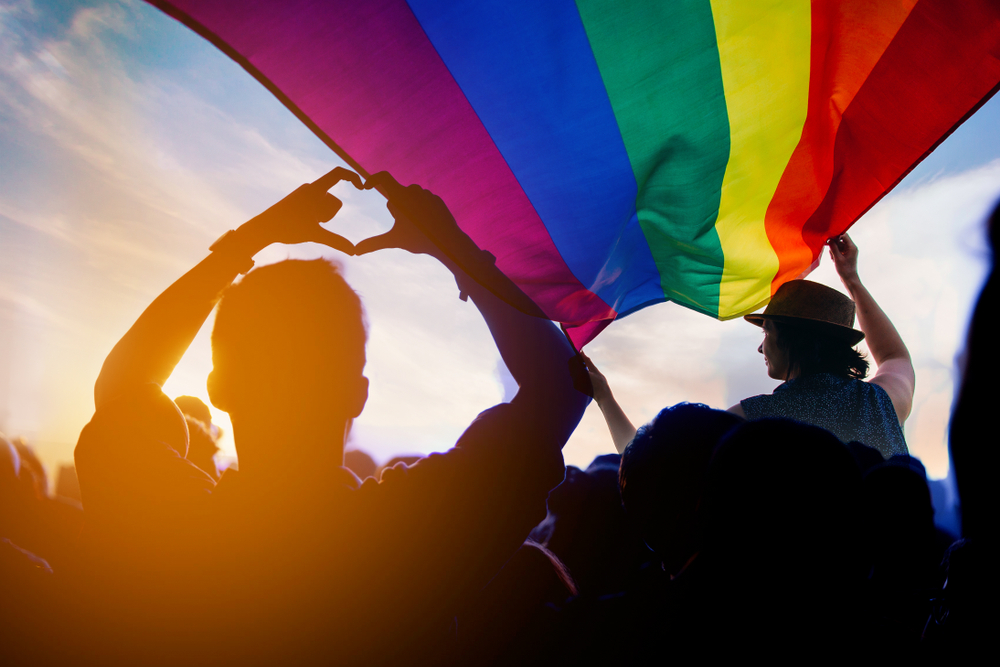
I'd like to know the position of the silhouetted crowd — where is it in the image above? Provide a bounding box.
[1,176,995,664]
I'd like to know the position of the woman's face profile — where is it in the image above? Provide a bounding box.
[759,320,790,381]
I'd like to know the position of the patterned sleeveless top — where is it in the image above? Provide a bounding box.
[740,373,908,460]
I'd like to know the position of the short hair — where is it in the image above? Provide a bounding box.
[771,320,869,380]
[619,403,743,558]
[212,259,367,392]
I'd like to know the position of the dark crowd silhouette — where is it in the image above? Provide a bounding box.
[1,168,995,664]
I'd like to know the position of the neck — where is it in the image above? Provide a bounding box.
[229,410,348,485]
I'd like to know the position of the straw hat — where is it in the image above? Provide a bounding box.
[744,280,864,345]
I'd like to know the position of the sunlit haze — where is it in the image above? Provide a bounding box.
[2,0,999,483]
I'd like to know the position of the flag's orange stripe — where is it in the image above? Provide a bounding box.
[765,0,918,293]
[798,0,1000,260]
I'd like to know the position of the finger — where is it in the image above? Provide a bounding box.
[364,171,406,199]
[567,355,595,398]
[579,352,602,375]
[340,170,364,190]
[354,231,398,256]
[315,193,343,222]
[311,229,355,255]
[312,167,360,192]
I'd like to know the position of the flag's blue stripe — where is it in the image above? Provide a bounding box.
[406,0,665,315]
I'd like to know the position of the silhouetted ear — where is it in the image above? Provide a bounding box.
[348,376,369,419]
[207,369,231,413]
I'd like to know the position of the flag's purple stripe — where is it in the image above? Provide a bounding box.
[160,0,616,326]
[407,0,663,317]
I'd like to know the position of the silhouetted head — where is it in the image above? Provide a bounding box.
[701,418,864,579]
[208,259,368,427]
[175,395,214,428]
[618,403,742,573]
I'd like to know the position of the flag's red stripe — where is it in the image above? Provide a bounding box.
[765,0,919,292]
[159,0,616,326]
[797,0,1000,262]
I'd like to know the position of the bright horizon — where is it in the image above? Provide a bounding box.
[2,0,999,485]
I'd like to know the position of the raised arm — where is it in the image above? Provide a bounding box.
[94,168,360,409]
[580,352,637,453]
[828,233,915,423]
[357,173,589,445]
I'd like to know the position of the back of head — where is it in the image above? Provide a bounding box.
[210,259,366,416]
[619,403,742,570]
[701,418,863,578]
[771,320,869,379]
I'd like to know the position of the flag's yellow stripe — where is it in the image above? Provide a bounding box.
[709,0,812,318]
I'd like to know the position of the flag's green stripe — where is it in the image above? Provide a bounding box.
[575,0,730,317]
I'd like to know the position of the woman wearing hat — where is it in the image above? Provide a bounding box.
[726,234,913,459]
[584,234,913,460]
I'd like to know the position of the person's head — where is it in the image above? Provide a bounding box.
[759,319,869,380]
[618,403,743,573]
[701,419,864,578]
[746,280,868,380]
[208,259,368,430]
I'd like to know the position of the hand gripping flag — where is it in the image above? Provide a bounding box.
[148,0,1000,347]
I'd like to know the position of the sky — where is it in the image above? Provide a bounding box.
[1,0,998,484]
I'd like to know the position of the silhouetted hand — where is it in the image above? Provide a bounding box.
[828,233,859,284]
[356,171,549,319]
[568,351,595,398]
[243,167,363,254]
[355,172,463,259]
[579,352,610,403]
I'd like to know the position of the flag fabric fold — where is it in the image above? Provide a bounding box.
[149,0,1000,346]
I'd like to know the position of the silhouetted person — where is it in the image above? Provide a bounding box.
[376,454,423,481]
[529,454,654,598]
[558,417,873,661]
[0,435,57,665]
[617,403,742,576]
[949,200,998,542]
[864,456,952,642]
[74,168,588,664]
[454,539,576,666]
[924,199,1000,655]
[174,395,223,481]
[686,418,871,655]
[3,437,84,574]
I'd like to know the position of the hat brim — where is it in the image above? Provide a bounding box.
[744,313,865,346]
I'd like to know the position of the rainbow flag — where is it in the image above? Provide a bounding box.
[149,0,1000,346]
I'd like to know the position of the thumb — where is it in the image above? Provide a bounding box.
[310,228,355,256]
[364,171,406,200]
[314,193,344,222]
[354,231,398,256]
